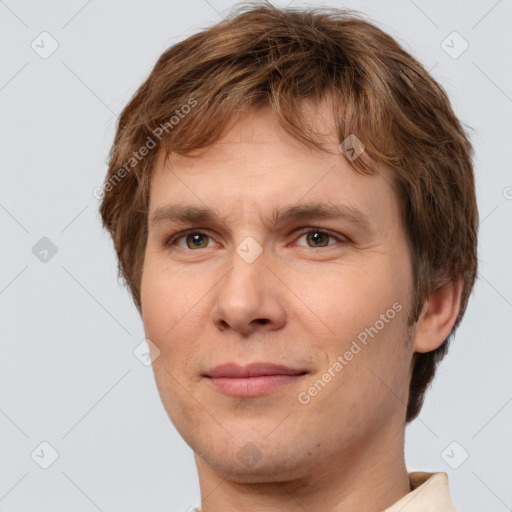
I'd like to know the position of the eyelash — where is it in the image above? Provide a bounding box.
[164,227,347,251]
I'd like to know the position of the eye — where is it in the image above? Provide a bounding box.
[167,230,215,250]
[294,228,345,248]
[165,227,346,251]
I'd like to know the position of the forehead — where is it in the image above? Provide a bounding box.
[148,105,399,231]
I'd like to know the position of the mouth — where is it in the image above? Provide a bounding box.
[204,362,308,397]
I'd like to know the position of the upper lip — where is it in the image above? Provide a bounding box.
[205,362,307,378]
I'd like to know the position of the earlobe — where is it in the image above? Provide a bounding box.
[412,275,464,354]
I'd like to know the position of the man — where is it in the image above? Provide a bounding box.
[99,2,478,510]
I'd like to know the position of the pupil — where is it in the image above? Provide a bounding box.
[309,231,328,247]
[188,234,206,248]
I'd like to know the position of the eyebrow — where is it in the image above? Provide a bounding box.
[149,202,374,233]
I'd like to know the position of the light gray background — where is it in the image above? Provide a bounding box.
[1,0,511,510]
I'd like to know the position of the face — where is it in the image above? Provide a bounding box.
[140,103,416,483]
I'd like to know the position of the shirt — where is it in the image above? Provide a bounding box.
[192,471,458,511]
[386,471,458,511]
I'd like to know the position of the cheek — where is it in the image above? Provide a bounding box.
[295,258,405,344]
[141,259,197,337]
[295,259,410,394]
[141,267,184,373]
[302,314,410,436]
[140,261,207,374]
[151,362,206,449]
[140,275,171,340]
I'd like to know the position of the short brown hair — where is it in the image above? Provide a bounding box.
[99,1,478,423]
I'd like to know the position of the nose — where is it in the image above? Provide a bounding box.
[210,246,286,337]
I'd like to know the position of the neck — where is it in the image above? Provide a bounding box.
[194,422,410,512]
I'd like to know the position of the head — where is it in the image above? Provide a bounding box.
[99,0,478,481]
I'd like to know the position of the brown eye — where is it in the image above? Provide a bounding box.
[168,231,214,250]
[306,231,330,247]
[296,228,342,248]
[184,233,210,249]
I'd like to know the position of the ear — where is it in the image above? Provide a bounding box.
[413,275,464,354]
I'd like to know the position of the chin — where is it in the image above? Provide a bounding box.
[193,431,321,483]
[200,449,314,483]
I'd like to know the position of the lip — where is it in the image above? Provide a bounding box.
[206,362,306,378]
[205,362,307,397]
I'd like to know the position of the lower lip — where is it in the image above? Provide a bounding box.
[208,374,305,397]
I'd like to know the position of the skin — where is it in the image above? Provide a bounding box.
[140,101,463,511]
